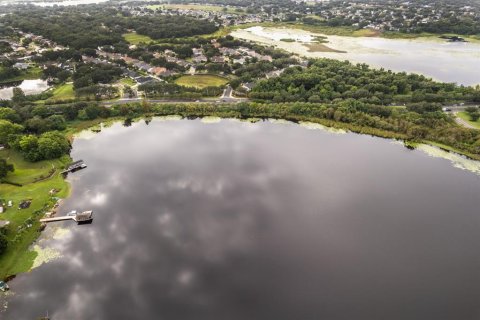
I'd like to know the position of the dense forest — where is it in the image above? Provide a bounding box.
[251,59,480,105]
[0,6,218,49]
[128,16,218,40]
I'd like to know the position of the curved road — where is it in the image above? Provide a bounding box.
[453,112,477,129]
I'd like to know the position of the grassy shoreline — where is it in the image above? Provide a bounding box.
[0,150,71,279]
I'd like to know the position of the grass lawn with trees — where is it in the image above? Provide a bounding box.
[0,66,43,84]
[123,32,154,45]
[0,149,70,278]
[46,83,75,102]
[119,78,136,86]
[175,75,228,89]
[458,111,480,129]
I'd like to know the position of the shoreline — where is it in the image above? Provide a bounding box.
[229,22,480,43]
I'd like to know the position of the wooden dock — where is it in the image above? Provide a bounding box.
[40,216,76,223]
[61,160,87,175]
[40,211,93,224]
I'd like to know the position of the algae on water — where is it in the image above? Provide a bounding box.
[416,144,480,175]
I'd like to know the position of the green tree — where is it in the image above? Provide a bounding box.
[0,107,20,123]
[18,135,40,161]
[46,115,67,131]
[0,233,7,255]
[0,159,14,179]
[12,87,26,104]
[0,119,23,144]
[465,106,480,121]
[470,112,480,122]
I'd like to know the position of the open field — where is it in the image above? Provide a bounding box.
[119,78,136,86]
[0,149,66,186]
[457,111,480,129]
[46,83,75,102]
[0,149,70,278]
[123,32,154,44]
[306,43,346,53]
[175,75,228,89]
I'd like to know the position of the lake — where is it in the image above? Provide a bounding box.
[2,118,480,319]
[0,79,49,100]
[231,26,480,86]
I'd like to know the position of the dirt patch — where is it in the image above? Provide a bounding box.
[305,43,346,53]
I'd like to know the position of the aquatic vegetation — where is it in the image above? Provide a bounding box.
[417,144,480,175]
[31,244,61,270]
[74,129,99,140]
[156,115,183,122]
[299,121,347,134]
[53,227,72,240]
[268,119,292,125]
[201,116,222,124]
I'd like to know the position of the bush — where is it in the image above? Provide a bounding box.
[0,233,7,255]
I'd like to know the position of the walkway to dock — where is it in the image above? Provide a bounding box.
[40,216,76,223]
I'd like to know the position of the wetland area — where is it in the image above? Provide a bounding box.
[232,26,480,86]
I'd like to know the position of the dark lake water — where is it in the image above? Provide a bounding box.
[2,118,480,320]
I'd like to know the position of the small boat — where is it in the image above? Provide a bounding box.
[70,163,87,172]
[0,281,9,292]
[75,210,93,225]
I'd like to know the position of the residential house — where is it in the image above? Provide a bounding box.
[241,82,255,92]
[13,62,29,70]
[193,55,208,63]
[211,56,225,63]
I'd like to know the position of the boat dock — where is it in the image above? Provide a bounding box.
[40,211,93,224]
[61,160,87,175]
[40,216,76,223]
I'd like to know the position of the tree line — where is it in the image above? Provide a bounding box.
[1,6,218,50]
[250,59,480,106]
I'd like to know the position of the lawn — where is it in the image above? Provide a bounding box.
[175,75,228,89]
[0,149,71,278]
[46,83,75,102]
[119,77,136,86]
[458,111,480,129]
[123,32,154,45]
[0,149,67,186]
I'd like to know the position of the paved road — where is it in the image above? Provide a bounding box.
[443,105,478,112]
[442,105,479,129]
